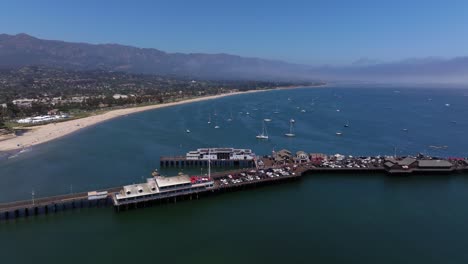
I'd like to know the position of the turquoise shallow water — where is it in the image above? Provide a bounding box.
[1,85,468,263]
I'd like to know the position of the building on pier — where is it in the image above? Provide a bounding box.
[384,157,418,170]
[418,160,453,169]
[113,173,214,206]
[273,149,293,164]
[295,151,310,163]
[160,147,256,167]
[186,148,255,161]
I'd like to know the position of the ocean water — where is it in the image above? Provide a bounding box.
[1,85,468,263]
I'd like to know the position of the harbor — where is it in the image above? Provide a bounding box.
[2,85,468,264]
[1,147,468,221]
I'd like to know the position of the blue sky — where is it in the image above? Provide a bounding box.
[1,0,467,65]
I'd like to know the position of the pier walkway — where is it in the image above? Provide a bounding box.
[0,187,121,219]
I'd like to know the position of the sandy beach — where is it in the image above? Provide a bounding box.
[0,85,322,152]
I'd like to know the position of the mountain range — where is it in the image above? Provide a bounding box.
[1,33,468,83]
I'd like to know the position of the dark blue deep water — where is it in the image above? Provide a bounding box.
[1,85,468,263]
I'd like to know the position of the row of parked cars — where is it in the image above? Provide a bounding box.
[216,167,296,186]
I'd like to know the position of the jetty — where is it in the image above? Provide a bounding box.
[1,147,468,221]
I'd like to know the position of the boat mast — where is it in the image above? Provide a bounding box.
[208,148,211,178]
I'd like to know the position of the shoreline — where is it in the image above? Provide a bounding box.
[0,85,325,152]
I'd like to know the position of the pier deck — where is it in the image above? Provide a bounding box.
[1,152,468,221]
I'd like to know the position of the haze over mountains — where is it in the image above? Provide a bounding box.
[1,33,467,83]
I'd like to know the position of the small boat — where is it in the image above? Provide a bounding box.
[253,108,259,111]
[429,145,449,149]
[336,132,342,136]
[246,112,250,115]
[451,120,457,124]
[290,118,295,123]
[402,128,408,132]
[256,121,269,139]
[301,109,306,113]
[186,129,191,133]
[284,120,295,137]
[264,118,272,122]
[336,109,341,112]
[344,121,349,128]
[207,114,211,124]
[445,103,450,107]
[214,125,220,129]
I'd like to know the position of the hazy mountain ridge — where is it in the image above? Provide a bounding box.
[1,33,468,83]
[0,33,310,80]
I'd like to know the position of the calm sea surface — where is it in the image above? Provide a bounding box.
[1,85,468,263]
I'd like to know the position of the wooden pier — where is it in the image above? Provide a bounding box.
[1,154,468,222]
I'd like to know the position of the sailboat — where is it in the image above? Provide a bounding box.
[344,121,349,128]
[273,105,280,114]
[284,120,295,137]
[256,121,269,139]
[227,111,233,122]
[207,114,211,124]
